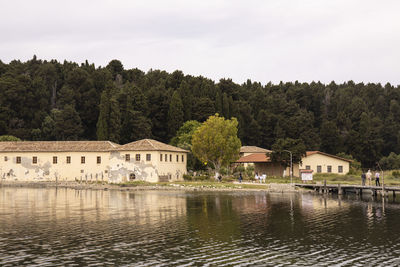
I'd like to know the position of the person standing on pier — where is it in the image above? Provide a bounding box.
[361,172,366,186]
[375,171,380,186]
[239,172,243,183]
[366,169,372,186]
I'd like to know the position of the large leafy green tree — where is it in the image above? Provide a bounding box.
[192,114,241,173]
[170,120,202,170]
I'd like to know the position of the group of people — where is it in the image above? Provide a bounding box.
[361,169,381,186]
[237,172,267,183]
[255,172,267,183]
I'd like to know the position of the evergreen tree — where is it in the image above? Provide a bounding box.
[167,91,184,139]
[96,83,121,142]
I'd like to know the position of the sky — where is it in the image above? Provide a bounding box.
[1,0,400,85]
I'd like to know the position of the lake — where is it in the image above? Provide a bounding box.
[1,187,400,266]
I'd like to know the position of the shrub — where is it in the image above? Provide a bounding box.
[245,165,255,179]
[194,175,210,181]
[392,170,400,178]
[235,165,245,173]
[220,167,228,176]
[183,174,193,181]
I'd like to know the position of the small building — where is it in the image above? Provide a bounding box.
[0,139,188,183]
[236,153,285,177]
[239,146,272,157]
[239,146,272,168]
[296,151,351,176]
[236,150,351,177]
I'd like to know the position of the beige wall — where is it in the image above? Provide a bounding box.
[0,151,110,182]
[0,150,188,183]
[298,153,350,176]
[155,151,187,182]
[105,150,187,183]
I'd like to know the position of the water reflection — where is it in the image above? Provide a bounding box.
[1,188,400,266]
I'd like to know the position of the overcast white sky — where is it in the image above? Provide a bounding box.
[1,0,399,85]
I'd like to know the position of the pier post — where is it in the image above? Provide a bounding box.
[338,183,343,195]
[324,179,327,194]
[372,189,377,197]
[393,191,396,198]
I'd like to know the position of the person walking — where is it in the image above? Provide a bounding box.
[239,172,243,183]
[375,171,380,186]
[361,172,366,186]
[255,172,259,183]
[261,173,266,183]
[366,169,372,186]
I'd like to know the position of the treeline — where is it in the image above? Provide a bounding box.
[1,56,400,168]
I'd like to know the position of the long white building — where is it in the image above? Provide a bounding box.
[0,139,188,183]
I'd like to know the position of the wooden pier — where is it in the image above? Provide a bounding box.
[295,182,400,197]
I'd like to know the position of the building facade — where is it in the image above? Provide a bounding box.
[298,151,351,176]
[236,150,351,177]
[0,139,188,183]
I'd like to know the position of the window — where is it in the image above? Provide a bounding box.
[81,156,85,164]
[182,155,184,162]
[176,155,179,162]
[4,156,8,162]
[97,156,101,164]
[135,154,140,161]
[66,156,71,164]
[305,165,311,170]
[160,154,163,161]
[338,166,343,173]
[125,154,130,162]
[129,173,136,181]
[146,154,151,161]
[317,165,322,173]
[170,154,172,162]
[53,156,57,164]
[327,165,332,173]
[16,156,21,164]
[32,156,37,164]
[165,154,167,162]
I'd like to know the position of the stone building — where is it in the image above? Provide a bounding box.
[0,139,188,183]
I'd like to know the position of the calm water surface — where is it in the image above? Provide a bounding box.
[1,187,400,266]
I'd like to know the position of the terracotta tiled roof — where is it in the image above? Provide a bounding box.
[240,146,271,153]
[120,139,188,153]
[306,151,352,162]
[0,141,120,152]
[236,153,270,163]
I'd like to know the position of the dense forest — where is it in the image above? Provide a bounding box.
[1,56,399,168]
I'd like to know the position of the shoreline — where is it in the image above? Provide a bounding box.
[0,181,300,193]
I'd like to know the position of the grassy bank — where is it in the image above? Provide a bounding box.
[2,172,400,191]
[118,180,269,190]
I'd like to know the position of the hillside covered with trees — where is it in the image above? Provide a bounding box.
[0,56,399,168]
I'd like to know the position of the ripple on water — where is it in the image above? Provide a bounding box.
[1,189,400,265]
